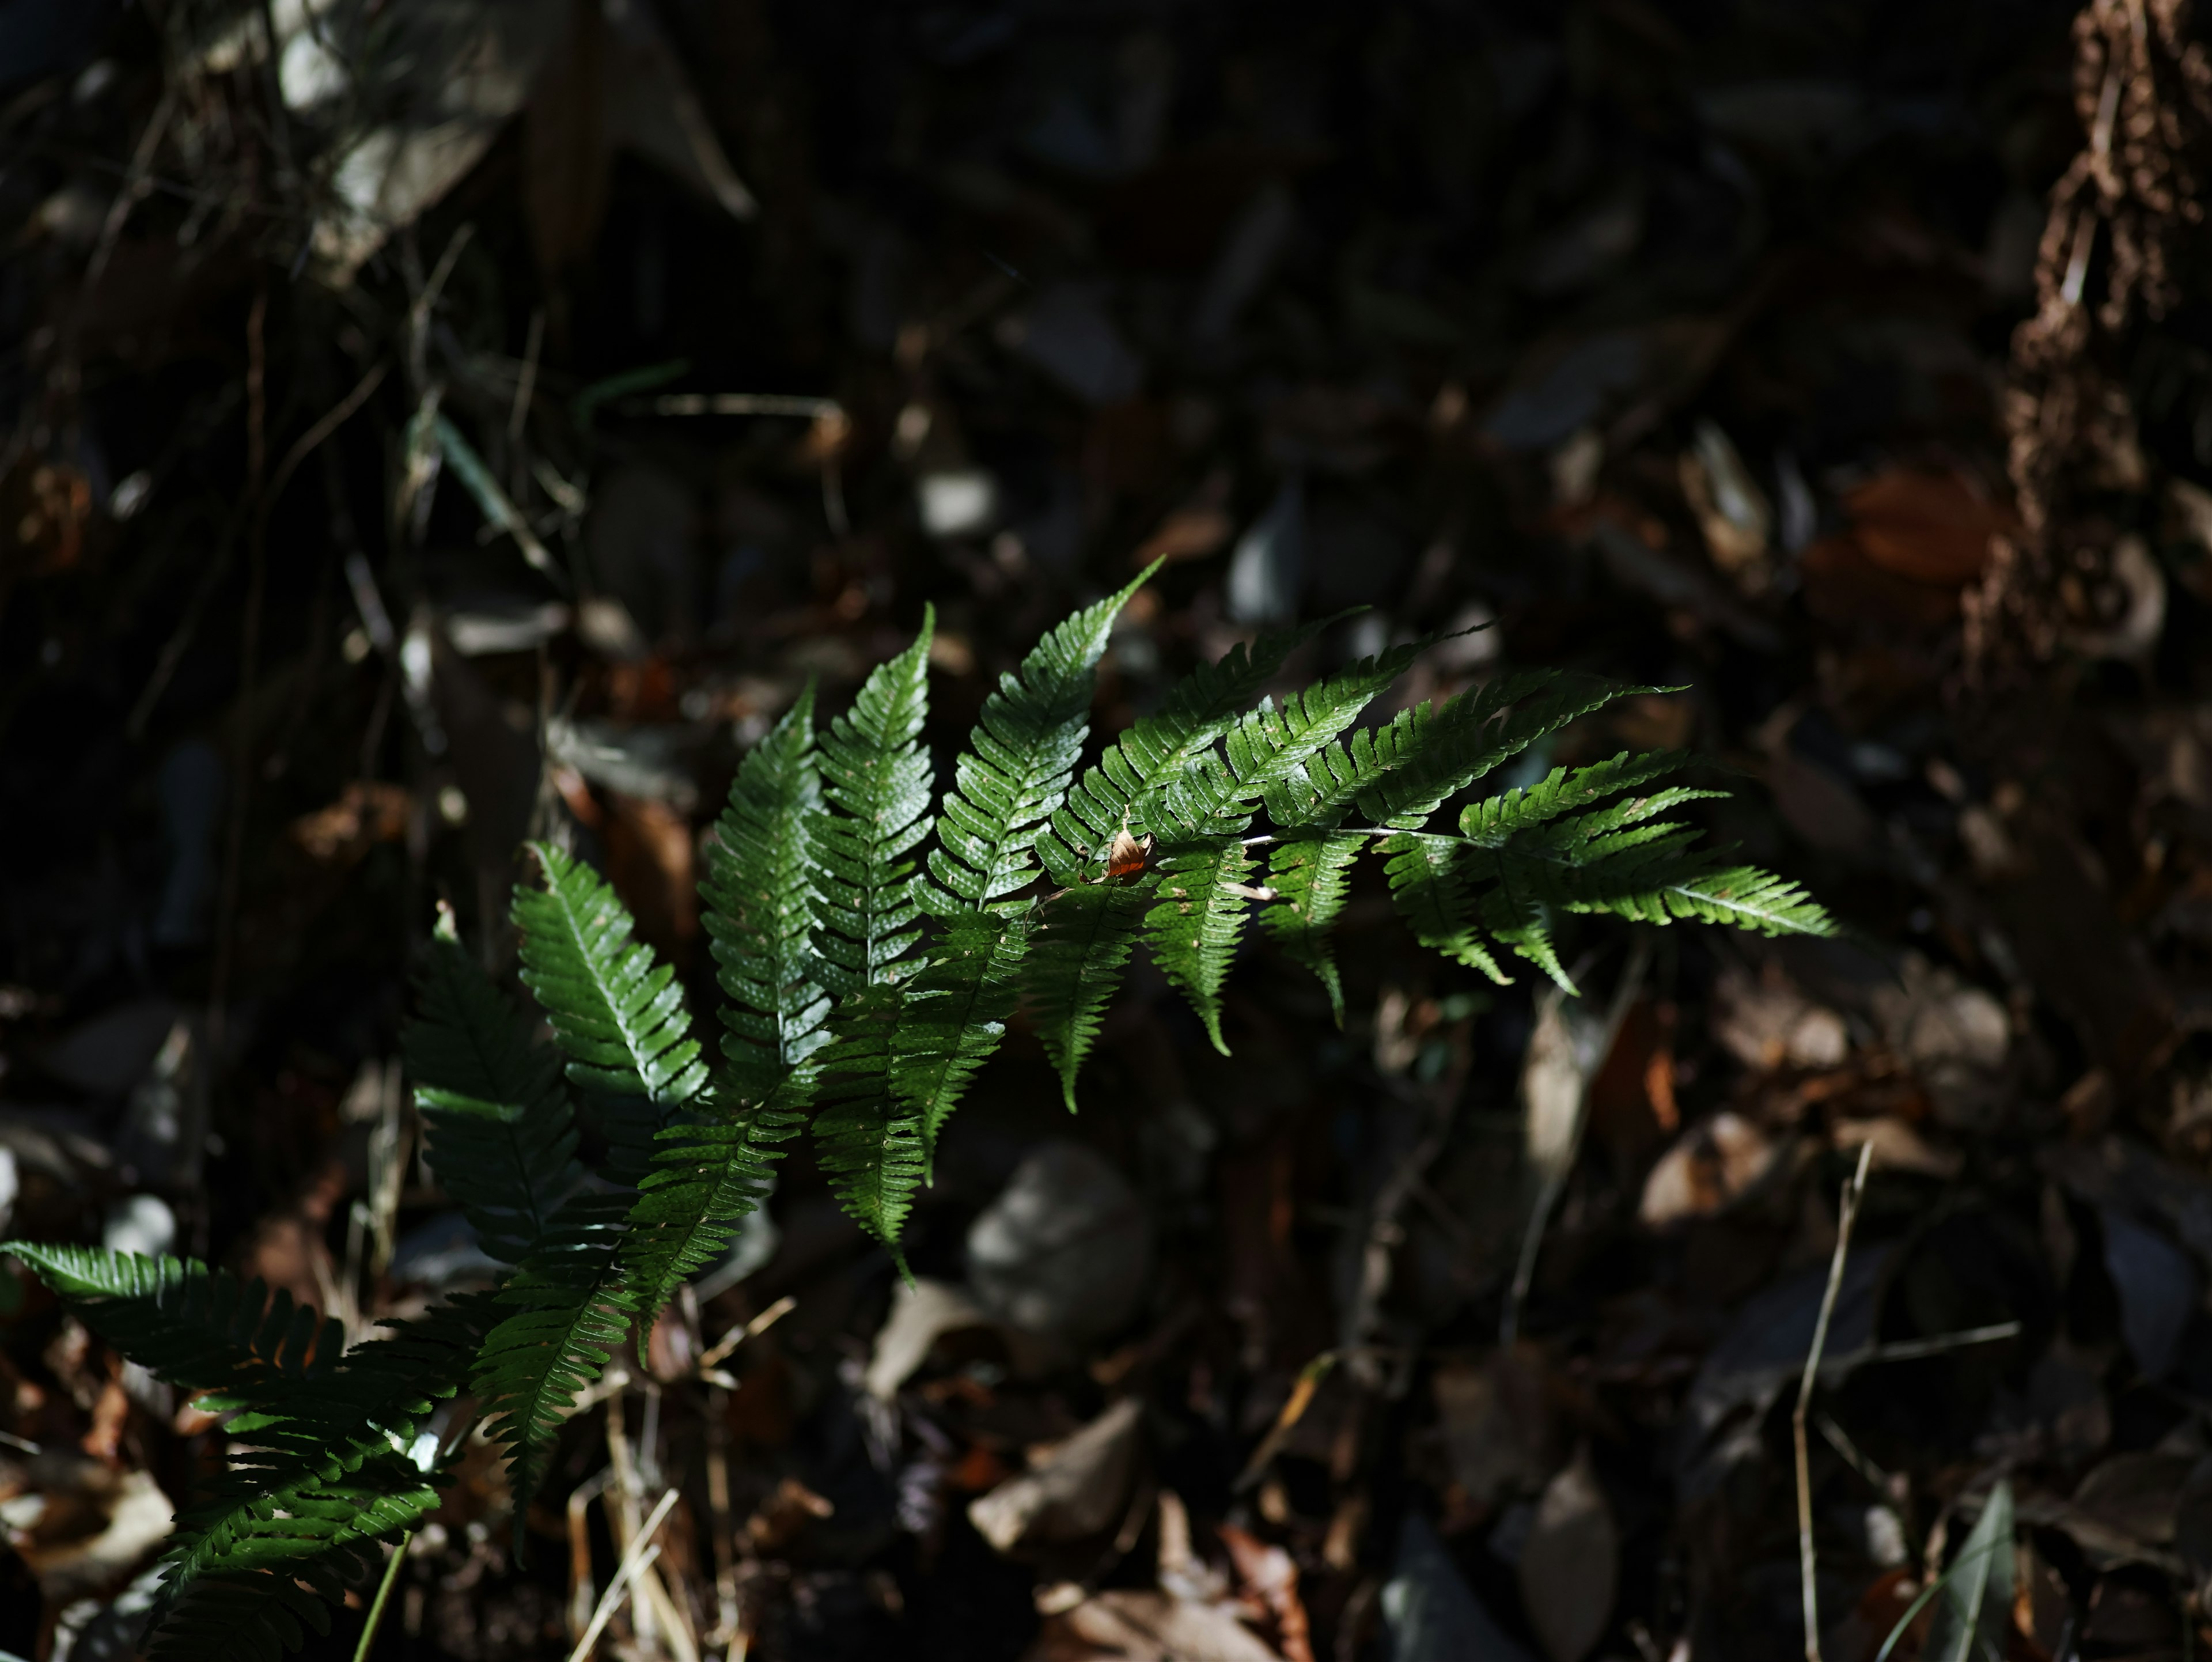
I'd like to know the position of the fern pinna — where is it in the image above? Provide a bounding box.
[2,578,1829,1657]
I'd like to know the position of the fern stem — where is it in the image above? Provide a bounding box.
[354,1530,412,1662]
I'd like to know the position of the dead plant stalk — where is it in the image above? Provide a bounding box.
[1796,1141,1876,1662]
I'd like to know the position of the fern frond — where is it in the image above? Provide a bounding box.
[1,1244,338,1402]
[1456,750,1714,846]
[470,1190,636,1515]
[810,988,925,1266]
[890,914,1028,1166]
[1217,636,1430,815]
[815,614,937,994]
[1145,838,1260,1054]
[1381,834,1508,982]
[1261,828,1366,1023]
[405,928,580,1264]
[929,570,1153,911]
[1026,882,1149,1110]
[515,842,706,1107]
[701,686,830,1106]
[619,1081,798,1361]
[1357,672,1666,828]
[1040,619,1331,880]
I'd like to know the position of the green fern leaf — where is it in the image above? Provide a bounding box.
[1217,636,1430,816]
[619,1082,797,1361]
[701,686,830,1105]
[929,570,1153,911]
[1145,838,1261,1054]
[1382,834,1508,982]
[514,842,707,1107]
[811,987,925,1265]
[891,913,1028,1165]
[404,929,580,1264]
[1357,672,1666,828]
[1,1243,338,1402]
[1261,828,1366,1023]
[1040,619,1331,879]
[1026,881,1149,1110]
[470,1191,637,1516]
[815,614,937,994]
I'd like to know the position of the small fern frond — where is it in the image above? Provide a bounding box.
[1261,828,1366,1023]
[1144,838,1260,1054]
[1217,636,1430,815]
[514,842,706,1107]
[815,614,937,994]
[930,570,1153,911]
[1381,834,1508,982]
[1456,749,1711,846]
[147,1296,492,1659]
[701,686,831,1106]
[889,913,1028,1166]
[470,1191,637,1516]
[1356,672,1666,829]
[619,1081,798,1360]
[1,1244,338,1402]
[404,926,580,1263]
[1041,619,1331,879]
[812,987,926,1265]
[1025,882,1149,1110]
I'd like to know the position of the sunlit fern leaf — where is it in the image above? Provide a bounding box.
[1145,838,1261,1054]
[0,1244,338,1403]
[1382,834,1508,982]
[1026,881,1149,1111]
[928,569,1154,912]
[514,842,706,1107]
[1358,672,1669,829]
[891,913,1028,1168]
[810,987,924,1268]
[1261,828,1366,1023]
[619,1081,797,1363]
[1217,636,1431,814]
[701,685,830,1106]
[1040,619,1332,880]
[470,1190,636,1521]
[1644,862,1832,934]
[815,614,937,995]
[404,926,579,1265]
[1456,750,1714,846]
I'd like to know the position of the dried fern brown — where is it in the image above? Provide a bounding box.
[1,582,1830,1659]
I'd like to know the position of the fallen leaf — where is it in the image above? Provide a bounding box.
[1028,1588,1283,1662]
[1842,466,2012,586]
[970,1398,1145,1554]
[1638,1113,1779,1227]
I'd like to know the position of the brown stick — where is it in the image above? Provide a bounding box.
[1796,1141,1876,1662]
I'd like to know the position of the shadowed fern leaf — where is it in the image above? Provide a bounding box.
[406,921,579,1263]
[0,1244,338,1400]
[471,1190,636,1518]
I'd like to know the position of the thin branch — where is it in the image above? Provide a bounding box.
[1797,1142,1876,1662]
